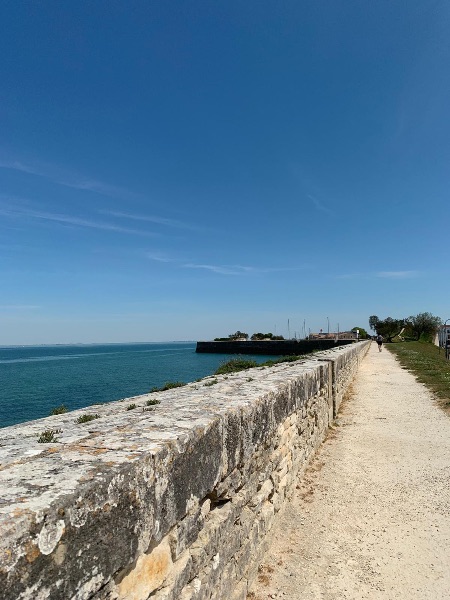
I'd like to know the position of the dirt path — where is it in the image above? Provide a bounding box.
[248,343,450,599]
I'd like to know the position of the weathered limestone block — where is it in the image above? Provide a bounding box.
[214,468,242,499]
[116,536,173,600]
[258,501,275,536]
[249,479,274,512]
[209,555,236,600]
[235,505,255,539]
[169,499,209,560]
[152,551,192,600]
[189,500,241,574]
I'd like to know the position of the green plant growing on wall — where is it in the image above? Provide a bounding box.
[50,405,68,415]
[150,381,186,393]
[260,355,303,367]
[126,403,137,410]
[76,414,100,424]
[204,378,218,387]
[146,398,161,406]
[38,429,62,443]
[215,358,258,375]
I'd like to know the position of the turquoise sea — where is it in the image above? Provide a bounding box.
[0,342,271,428]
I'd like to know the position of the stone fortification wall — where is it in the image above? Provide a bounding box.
[0,342,370,600]
[196,339,354,355]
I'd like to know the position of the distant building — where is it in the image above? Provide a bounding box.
[437,324,450,348]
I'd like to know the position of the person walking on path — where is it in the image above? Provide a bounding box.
[376,333,383,351]
[248,344,450,600]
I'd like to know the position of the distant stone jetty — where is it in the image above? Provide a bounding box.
[196,339,354,355]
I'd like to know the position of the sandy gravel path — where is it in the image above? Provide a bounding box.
[248,343,450,599]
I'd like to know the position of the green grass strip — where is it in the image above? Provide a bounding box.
[387,342,450,412]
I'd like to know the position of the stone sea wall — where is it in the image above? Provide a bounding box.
[196,339,354,355]
[0,341,370,600]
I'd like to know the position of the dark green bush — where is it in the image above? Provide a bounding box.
[50,404,68,416]
[260,355,303,367]
[150,381,186,393]
[76,414,100,423]
[38,429,62,443]
[215,358,258,375]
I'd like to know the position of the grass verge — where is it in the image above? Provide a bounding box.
[387,342,450,414]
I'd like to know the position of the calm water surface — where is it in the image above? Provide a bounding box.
[0,342,271,428]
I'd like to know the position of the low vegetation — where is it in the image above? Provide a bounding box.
[215,358,258,375]
[387,342,450,414]
[37,429,62,443]
[76,414,100,423]
[50,404,68,416]
[215,354,305,375]
[126,403,137,410]
[150,381,186,393]
[146,398,161,406]
[262,355,304,367]
[204,378,218,387]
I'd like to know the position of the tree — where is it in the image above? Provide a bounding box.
[251,332,266,340]
[251,332,274,340]
[351,327,368,339]
[228,331,249,340]
[407,312,442,341]
[370,316,406,342]
[369,316,379,333]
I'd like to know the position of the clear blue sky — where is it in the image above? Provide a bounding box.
[1,1,449,344]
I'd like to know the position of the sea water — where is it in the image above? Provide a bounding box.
[0,342,272,428]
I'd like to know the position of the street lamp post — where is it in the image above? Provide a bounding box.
[327,317,329,335]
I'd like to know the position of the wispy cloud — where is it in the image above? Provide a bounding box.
[308,194,334,215]
[0,202,156,236]
[146,251,177,263]
[146,252,306,276]
[61,179,135,198]
[0,159,138,200]
[230,264,303,274]
[0,160,42,176]
[376,271,419,279]
[182,262,304,276]
[335,273,361,280]
[336,270,420,280]
[183,263,241,275]
[103,210,197,231]
[0,305,40,310]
